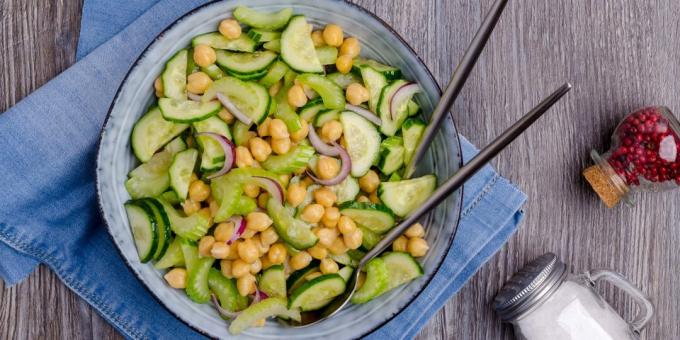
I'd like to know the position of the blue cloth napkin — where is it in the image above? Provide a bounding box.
[0,0,526,338]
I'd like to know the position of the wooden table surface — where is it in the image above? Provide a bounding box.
[2,0,679,339]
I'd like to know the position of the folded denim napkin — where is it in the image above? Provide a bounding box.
[0,0,526,338]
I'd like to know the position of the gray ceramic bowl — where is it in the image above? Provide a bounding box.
[96,0,463,338]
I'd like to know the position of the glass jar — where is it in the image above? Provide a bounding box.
[493,253,653,340]
[583,106,680,207]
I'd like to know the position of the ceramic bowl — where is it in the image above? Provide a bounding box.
[96,0,463,338]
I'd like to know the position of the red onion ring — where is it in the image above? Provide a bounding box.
[345,104,382,125]
[308,125,340,156]
[216,92,253,126]
[196,132,235,179]
[306,143,351,186]
[252,284,269,304]
[389,83,420,120]
[211,294,240,319]
[187,93,203,102]
[251,176,285,205]
[227,216,246,245]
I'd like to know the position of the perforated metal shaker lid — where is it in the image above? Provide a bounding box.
[493,253,568,322]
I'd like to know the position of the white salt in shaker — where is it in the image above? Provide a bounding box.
[493,253,653,340]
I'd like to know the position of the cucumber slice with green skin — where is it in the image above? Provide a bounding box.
[281,16,323,73]
[259,60,290,88]
[267,197,318,249]
[202,77,270,125]
[154,237,185,269]
[169,149,199,200]
[124,201,158,263]
[208,268,248,313]
[286,262,320,293]
[200,64,226,80]
[327,72,362,90]
[185,248,215,303]
[263,39,281,52]
[296,73,345,110]
[215,50,278,75]
[377,80,411,136]
[353,58,402,80]
[158,98,221,123]
[381,252,423,291]
[329,253,357,267]
[348,249,366,261]
[140,198,172,260]
[351,257,389,304]
[164,136,187,154]
[299,101,324,122]
[191,32,256,52]
[358,66,388,112]
[131,107,189,162]
[261,144,315,174]
[186,48,199,75]
[378,136,405,175]
[162,49,188,100]
[289,274,346,311]
[337,266,354,282]
[339,201,396,234]
[233,196,257,216]
[401,117,426,164]
[247,29,282,43]
[233,6,293,31]
[193,116,231,171]
[229,297,301,335]
[340,111,381,177]
[359,225,380,249]
[125,151,172,199]
[388,172,402,182]
[156,198,211,241]
[407,100,421,116]
[315,46,338,65]
[378,174,436,217]
[232,121,251,146]
[273,84,303,132]
[259,265,286,298]
[159,190,181,205]
[330,176,360,204]
[226,67,269,81]
[314,109,340,127]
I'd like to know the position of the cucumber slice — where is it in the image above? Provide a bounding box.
[377,80,410,136]
[263,39,281,52]
[203,77,270,125]
[247,29,281,43]
[191,32,256,52]
[281,16,323,73]
[124,201,158,263]
[186,48,199,75]
[141,198,172,260]
[131,107,189,162]
[125,151,172,199]
[233,196,257,216]
[378,175,436,217]
[388,172,402,182]
[229,297,301,335]
[339,111,381,177]
[208,268,248,313]
[267,197,318,249]
[201,64,226,80]
[378,136,405,175]
[259,60,290,88]
[169,149,198,200]
[193,116,231,171]
[353,58,402,80]
[381,252,423,291]
[287,262,320,293]
[358,66,387,112]
[159,190,181,205]
[216,50,278,75]
[348,249,366,261]
[289,274,346,311]
[329,253,356,267]
[233,6,293,31]
[407,100,421,116]
[339,201,396,234]
[351,258,389,304]
[327,72,362,90]
[161,49,188,100]
[359,225,380,249]
[261,144,315,174]
[156,198,211,241]
[232,121,251,146]
[185,248,215,303]
[158,98,221,123]
[259,265,286,298]
[314,109,340,127]
[330,176,360,204]
[164,136,187,154]
[154,238,185,269]
[337,266,354,282]
[299,100,325,123]
[315,46,338,65]
[296,73,345,110]
[401,118,426,164]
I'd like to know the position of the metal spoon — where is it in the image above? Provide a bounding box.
[287,83,573,327]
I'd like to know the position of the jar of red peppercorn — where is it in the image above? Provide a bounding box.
[583,106,680,208]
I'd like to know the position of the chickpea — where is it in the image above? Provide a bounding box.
[290,251,313,270]
[193,44,217,67]
[407,237,429,257]
[237,273,256,296]
[209,197,219,218]
[269,80,282,96]
[290,119,309,142]
[344,228,363,250]
[154,77,164,97]
[301,203,325,223]
[286,183,306,207]
[257,192,269,209]
[345,83,370,106]
[261,255,273,269]
[393,235,408,252]
[315,227,338,248]
[198,208,212,225]
[320,120,343,143]
[252,235,270,256]
[238,238,260,264]
[220,259,233,278]
[246,211,273,232]
[320,258,339,274]
[369,191,381,204]
[186,72,213,94]
[210,242,230,259]
[359,170,380,193]
[340,37,361,58]
[322,24,343,47]
[219,19,242,39]
[188,180,211,202]
[231,259,251,278]
[257,118,271,137]
[357,195,370,203]
[243,182,260,198]
[218,108,235,124]
[313,187,337,207]
[260,227,279,246]
[316,156,340,180]
[268,243,287,264]
[338,215,357,235]
[227,240,241,260]
[198,236,216,257]
[250,258,262,274]
[241,227,257,239]
[287,84,308,108]
[322,206,340,228]
[405,222,425,238]
[182,199,201,215]
[307,244,328,260]
[235,146,254,168]
[336,54,353,74]
[269,118,289,139]
[271,137,292,155]
[214,222,235,242]
[327,237,348,255]
[311,30,325,47]
[249,137,272,162]
[164,268,187,289]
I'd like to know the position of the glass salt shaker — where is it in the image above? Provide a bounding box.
[493,253,653,340]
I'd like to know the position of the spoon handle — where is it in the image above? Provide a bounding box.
[360,83,572,267]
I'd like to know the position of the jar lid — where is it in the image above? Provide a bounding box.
[493,253,568,321]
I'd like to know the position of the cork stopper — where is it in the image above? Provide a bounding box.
[582,165,622,208]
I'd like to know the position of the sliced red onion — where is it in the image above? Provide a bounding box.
[227,216,246,245]
[211,294,240,319]
[308,125,340,156]
[252,284,269,304]
[251,176,284,205]
[306,143,351,186]
[389,83,420,120]
[345,104,382,125]
[187,93,203,102]
[216,92,253,126]
[196,132,235,179]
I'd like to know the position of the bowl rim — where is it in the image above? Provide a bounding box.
[95,0,464,338]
